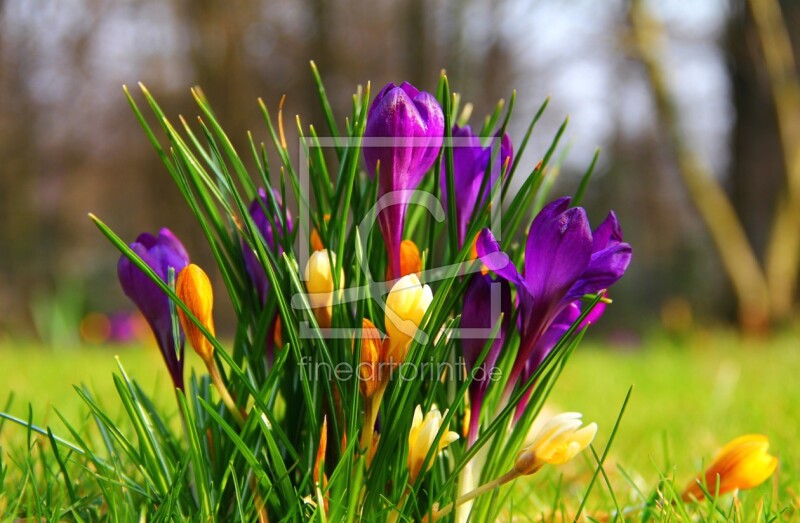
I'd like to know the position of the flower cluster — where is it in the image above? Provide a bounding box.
[108,76,639,520]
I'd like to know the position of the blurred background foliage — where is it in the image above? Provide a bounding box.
[1,0,799,344]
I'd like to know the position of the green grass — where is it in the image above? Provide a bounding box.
[506,330,800,520]
[0,344,206,438]
[553,331,800,479]
[1,332,798,520]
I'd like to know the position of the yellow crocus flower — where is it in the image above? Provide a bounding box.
[407,404,459,484]
[682,434,778,501]
[514,412,597,475]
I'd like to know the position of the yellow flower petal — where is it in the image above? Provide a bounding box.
[384,274,433,363]
[304,249,343,328]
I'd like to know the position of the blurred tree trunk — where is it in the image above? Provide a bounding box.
[727,1,786,261]
[481,0,512,104]
[746,0,800,321]
[630,0,772,332]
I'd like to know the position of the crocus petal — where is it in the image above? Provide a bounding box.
[682,434,778,501]
[475,228,525,288]
[592,211,623,251]
[243,188,293,304]
[461,275,510,369]
[568,242,632,300]
[407,404,459,484]
[242,188,293,363]
[365,83,444,189]
[580,300,607,327]
[176,264,216,363]
[441,125,483,245]
[411,90,446,180]
[515,412,596,474]
[566,210,631,299]
[524,205,593,306]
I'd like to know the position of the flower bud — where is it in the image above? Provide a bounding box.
[304,249,343,328]
[514,413,596,475]
[399,239,422,278]
[407,404,459,484]
[310,214,331,252]
[682,434,778,501]
[385,239,422,280]
[440,125,513,249]
[400,239,422,277]
[363,82,444,280]
[357,319,383,398]
[118,228,189,390]
[176,264,216,363]
[384,274,433,363]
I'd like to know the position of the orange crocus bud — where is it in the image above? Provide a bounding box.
[358,319,383,398]
[398,239,422,278]
[385,240,422,281]
[314,416,329,512]
[682,434,778,501]
[310,213,331,252]
[176,264,216,363]
[314,416,328,485]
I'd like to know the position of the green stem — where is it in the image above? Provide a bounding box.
[424,469,520,522]
[207,359,246,426]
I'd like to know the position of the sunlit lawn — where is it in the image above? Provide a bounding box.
[517,330,800,519]
[1,331,798,518]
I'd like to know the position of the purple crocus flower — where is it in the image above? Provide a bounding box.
[461,273,511,445]
[242,188,293,304]
[118,228,189,391]
[476,197,632,403]
[242,188,293,357]
[363,82,444,280]
[440,126,513,248]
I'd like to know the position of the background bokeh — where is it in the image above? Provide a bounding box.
[1,0,798,345]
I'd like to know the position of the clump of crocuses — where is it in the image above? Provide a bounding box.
[92,73,642,522]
